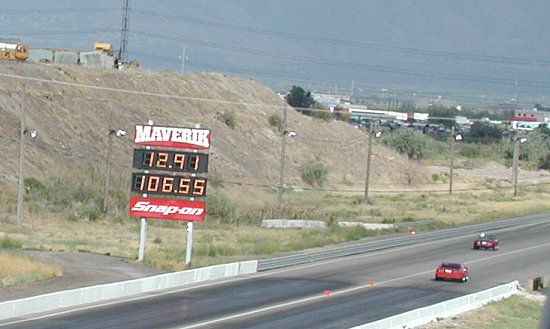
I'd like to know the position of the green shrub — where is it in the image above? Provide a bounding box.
[217,111,236,129]
[24,177,45,193]
[299,158,328,187]
[206,194,235,224]
[458,143,482,158]
[0,236,23,249]
[311,109,333,121]
[268,114,283,132]
[81,209,103,221]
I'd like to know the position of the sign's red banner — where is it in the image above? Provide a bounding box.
[134,124,211,149]
[129,197,206,221]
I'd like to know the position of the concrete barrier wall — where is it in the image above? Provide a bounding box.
[261,219,327,228]
[349,281,520,329]
[0,260,258,321]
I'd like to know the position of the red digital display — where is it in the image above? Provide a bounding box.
[133,149,208,173]
[131,173,207,197]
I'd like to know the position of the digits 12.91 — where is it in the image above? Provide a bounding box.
[133,149,208,173]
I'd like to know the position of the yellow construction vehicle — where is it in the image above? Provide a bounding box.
[0,42,29,61]
[94,41,113,54]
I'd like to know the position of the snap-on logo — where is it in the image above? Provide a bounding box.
[129,197,206,221]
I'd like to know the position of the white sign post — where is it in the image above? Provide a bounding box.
[185,222,193,264]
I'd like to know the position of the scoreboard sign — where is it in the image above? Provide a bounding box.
[130,124,211,221]
[129,197,206,221]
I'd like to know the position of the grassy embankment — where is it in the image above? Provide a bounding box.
[418,293,546,329]
[0,236,61,287]
[1,172,549,280]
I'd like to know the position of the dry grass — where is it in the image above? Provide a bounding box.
[417,293,545,329]
[1,180,550,272]
[0,251,62,287]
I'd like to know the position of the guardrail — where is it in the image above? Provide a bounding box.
[0,260,257,322]
[257,212,550,271]
[348,281,520,329]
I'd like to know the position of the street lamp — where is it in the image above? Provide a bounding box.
[448,126,462,195]
[16,119,38,226]
[102,128,127,213]
[363,123,382,204]
[277,126,296,205]
[512,136,527,197]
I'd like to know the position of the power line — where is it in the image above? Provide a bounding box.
[128,50,547,106]
[0,28,118,36]
[0,8,119,14]
[129,30,550,90]
[131,9,550,68]
[0,72,287,110]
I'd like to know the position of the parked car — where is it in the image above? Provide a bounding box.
[473,235,499,250]
[434,262,469,282]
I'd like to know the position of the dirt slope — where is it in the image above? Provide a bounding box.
[0,61,426,204]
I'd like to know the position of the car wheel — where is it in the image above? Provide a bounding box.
[473,245,479,250]
[435,276,440,281]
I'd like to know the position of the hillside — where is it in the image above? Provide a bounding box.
[0,61,427,211]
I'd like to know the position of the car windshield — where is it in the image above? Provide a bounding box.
[442,263,461,269]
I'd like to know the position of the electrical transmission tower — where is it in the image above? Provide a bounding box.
[118,0,130,65]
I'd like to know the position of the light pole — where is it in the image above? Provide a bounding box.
[277,106,288,204]
[16,84,38,226]
[277,106,297,205]
[448,126,462,195]
[512,136,527,197]
[363,123,381,204]
[102,128,127,213]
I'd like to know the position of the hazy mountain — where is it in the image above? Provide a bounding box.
[3,0,550,107]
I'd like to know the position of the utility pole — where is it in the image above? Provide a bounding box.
[277,106,288,204]
[512,136,519,197]
[449,126,455,195]
[103,131,115,213]
[363,123,374,204]
[102,109,126,213]
[16,85,25,226]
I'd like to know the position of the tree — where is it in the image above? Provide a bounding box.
[468,122,503,142]
[427,105,458,127]
[382,128,428,160]
[285,85,315,111]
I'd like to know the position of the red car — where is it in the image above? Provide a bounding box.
[434,262,469,282]
[473,235,499,250]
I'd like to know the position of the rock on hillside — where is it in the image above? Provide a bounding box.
[0,61,427,203]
